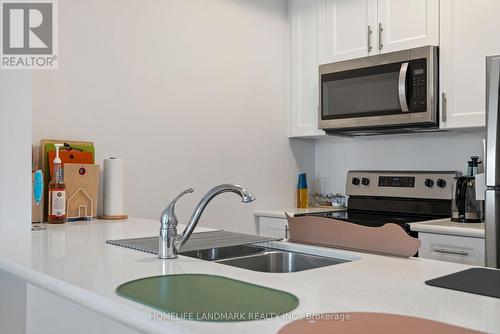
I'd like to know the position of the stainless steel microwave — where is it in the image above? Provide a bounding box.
[319,46,438,135]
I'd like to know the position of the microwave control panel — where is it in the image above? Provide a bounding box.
[409,58,427,112]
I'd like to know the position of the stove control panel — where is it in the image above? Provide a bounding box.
[346,171,461,200]
[378,176,415,188]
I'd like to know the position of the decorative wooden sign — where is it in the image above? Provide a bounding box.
[286,214,421,258]
[64,164,99,221]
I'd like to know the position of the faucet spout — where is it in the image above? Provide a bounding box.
[176,184,255,249]
[158,184,255,259]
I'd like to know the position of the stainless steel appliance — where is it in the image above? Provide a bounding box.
[451,176,482,223]
[485,55,500,268]
[319,46,438,135]
[303,171,459,239]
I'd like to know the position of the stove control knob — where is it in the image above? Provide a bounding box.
[352,177,360,185]
[424,178,434,188]
[361,177,370,186]
[436,179,446,188]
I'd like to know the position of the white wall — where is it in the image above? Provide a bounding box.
[0,71,31,334]
[315,131,485,194]
[32,0,314,233]
[0,71,32,232]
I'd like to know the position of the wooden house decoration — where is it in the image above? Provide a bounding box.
[67,188,93,221]
[64,164,99,221]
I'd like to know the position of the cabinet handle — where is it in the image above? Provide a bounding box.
[367,25,373,52]
[378,23,383,50]
[433,247,468,256]
[441,92,447,123]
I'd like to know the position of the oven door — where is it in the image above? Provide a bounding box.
[318,47,437,132]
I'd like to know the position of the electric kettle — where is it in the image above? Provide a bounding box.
[451,176,482,223]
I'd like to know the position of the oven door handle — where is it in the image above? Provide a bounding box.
[398,62,409,112]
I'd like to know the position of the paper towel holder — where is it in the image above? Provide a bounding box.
[98,214,128,220]
[97,157,128,221]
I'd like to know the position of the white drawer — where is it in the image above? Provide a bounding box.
[419,233,485,266]
[256,217,287,239]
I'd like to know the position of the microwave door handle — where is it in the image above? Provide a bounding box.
[398,62,409,112]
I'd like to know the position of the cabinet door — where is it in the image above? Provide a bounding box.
[321,0,377,63]
[439,0,500,129]
[377,0,439,53]
[289,0,326,137]
[419,233,485,266]
[257,217,287,238]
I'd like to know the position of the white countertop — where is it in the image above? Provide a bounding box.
[410,218,485,238]
[253,207,345,219]
[1,217,499,333]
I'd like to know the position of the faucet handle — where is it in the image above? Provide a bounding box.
[161,188,194,228]
[172,188,195,204]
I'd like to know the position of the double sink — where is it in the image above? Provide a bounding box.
[180,244,349,273]
[106,231,353,273]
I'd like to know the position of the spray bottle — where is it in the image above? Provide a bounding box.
[32,169,46,230]
[48,144,66,224]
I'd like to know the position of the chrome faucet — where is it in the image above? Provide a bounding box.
[159,184,256,259]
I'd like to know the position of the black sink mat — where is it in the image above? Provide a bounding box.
[426,267,500,299]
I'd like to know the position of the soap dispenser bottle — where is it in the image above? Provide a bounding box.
[48,144,66,224]
[296,173,309,209]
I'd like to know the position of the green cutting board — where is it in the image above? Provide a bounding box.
[116,274,299,322]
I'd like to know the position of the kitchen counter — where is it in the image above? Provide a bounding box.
[410,218,485,238]
[253,207,345,219]
[1,217,499,333]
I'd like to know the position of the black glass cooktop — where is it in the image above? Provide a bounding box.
[304,210,446,236]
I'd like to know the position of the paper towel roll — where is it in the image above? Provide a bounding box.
[103,157,125,216]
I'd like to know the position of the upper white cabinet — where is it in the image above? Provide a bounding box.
[320,0,378,63]
[289,0,495,136]
[439,0,500,129]
[289,0,326,137]
[289,0,440,137]
[377,0,439,54]
[321,0,438,64]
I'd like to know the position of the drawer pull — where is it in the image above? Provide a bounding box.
[441,92,447,123]
[367,25,373,52]
[378,23,383,50]
[433,247,468,256]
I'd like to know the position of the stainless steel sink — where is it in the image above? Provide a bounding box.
[179,245,265,261]
[181,243,350,273]
[217,250,348,273]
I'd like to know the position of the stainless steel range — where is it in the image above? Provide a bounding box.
[304,171,460,237]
